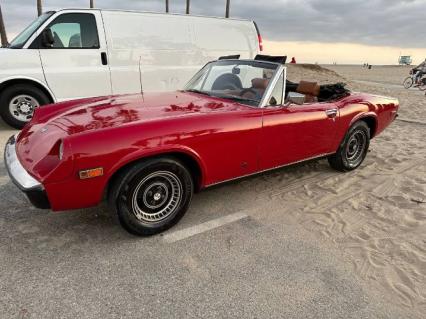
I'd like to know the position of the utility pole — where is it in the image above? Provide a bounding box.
[0,4,8,47]
[165,0,169,13]
[225,0,230,18]
[37,0,43,16]
[186,0,190,14]
[90,0,95,8]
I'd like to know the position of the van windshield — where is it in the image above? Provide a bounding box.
[184,60,279,107]
[8,12,54,49]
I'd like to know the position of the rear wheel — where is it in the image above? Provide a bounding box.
[108,158,194,236]
[403,76,413,89]
[328,121,370,172]
[0,84,51,129]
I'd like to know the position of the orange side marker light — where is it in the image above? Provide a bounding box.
[79,167,104,179]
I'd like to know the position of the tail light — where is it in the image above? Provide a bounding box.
[253,21,263,52]
[258,34,263,52]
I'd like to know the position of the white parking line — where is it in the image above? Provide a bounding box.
[396,118,426,125]
[163,212,248,243]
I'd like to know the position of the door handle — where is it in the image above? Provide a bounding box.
[325,108,338,118]
[101,52,108,65]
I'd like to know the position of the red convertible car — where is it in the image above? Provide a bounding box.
[4,56,399,235]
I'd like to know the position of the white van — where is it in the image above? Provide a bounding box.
[0,9,262,128]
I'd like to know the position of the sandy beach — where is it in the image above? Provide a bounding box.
[0,65,424,318]
[286,64,426,314]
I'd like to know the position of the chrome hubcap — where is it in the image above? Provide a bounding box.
[345,130,367,167]
[9,95,39,122]
[142,181,169,209]
[132,171,182,222]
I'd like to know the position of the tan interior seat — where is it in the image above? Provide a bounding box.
[239,78,270,100]
[296,81,320,103]
[251,78,269,90]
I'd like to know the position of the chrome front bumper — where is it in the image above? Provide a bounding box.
[4,135,50,209]
[4,134,41,190]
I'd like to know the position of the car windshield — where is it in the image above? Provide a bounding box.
[184,60,279,107]
[8,12,54,48]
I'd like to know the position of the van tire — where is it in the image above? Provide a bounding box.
[0,84,51,129]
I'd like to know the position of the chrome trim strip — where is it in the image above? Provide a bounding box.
[205,152,335,188]
[282,67,287,105]
[4,134,42,190]
[325,108,338,115]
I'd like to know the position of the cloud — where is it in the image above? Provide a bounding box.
[2,0,425,48]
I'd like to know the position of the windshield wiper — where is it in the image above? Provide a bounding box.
[212,94,260,104]
[184,90,260,105]
[184,89,211,96]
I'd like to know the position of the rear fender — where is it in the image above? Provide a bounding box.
[349,112,378,136]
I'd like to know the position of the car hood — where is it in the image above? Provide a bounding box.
[0,48,17,67]
[0,47,11,54]
[29,91,239,136]
[17,91,241,180]
[0,47,27,66]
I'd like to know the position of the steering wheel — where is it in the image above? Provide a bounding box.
[221,83,241,90]
[240,88,258,99]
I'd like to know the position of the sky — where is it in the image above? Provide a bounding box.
[1,0,425,64]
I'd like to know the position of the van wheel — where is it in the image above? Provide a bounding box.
[108,158,194,236]
[0,84,51,129]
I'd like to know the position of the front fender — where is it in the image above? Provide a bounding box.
[0,76,57,102]
[106,144,208,187]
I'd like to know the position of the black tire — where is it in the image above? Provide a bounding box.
[0,84,51,129]
[403,76,413,89]
[419,78,426,91]
[108,158,194,236]
[328,121,370,172]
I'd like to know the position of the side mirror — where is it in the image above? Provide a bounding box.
[287,92,305,105]
[269,96,277,106]
[41,28,54,48]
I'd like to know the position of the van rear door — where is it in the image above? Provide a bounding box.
[35,11,111,101]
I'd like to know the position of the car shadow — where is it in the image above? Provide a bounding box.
[0,181,140,253]
[0,158,335,252]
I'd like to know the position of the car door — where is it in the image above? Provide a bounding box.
[36,11,112,101]
[260,72,339,170]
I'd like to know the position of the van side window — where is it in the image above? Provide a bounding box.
[44,13,99,49]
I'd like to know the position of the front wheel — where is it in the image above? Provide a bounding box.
[403,76,413,89]
[0,84,51,129]
[108,158,194,236]
[328,121,370,172]
[418,78,426,91]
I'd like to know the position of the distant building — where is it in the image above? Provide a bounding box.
[399,55,412,65]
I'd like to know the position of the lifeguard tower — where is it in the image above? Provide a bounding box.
[399,55,412,65]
